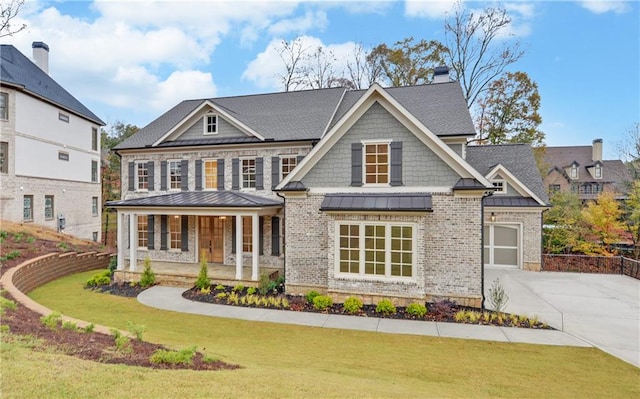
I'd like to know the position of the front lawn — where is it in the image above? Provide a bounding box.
[8,270,638,398]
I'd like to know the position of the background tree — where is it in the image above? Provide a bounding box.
[368,37,447,86]
[346,42,382,90]
[303,46,337,89]
[0,0,26,38]
[617,122,640,180]
[443,1,524,109]
[581,191,625,255]
[474,71,543,145]
[543,192,586,254]
[275,38,309,92]
[622,180,640,259]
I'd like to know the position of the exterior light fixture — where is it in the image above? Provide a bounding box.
[490,212,496,223]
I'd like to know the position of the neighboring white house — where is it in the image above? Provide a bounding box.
[0,42,105,240]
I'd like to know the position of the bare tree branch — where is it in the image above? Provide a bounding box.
[0,0,27,38]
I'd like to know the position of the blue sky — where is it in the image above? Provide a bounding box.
[4,0,638,159]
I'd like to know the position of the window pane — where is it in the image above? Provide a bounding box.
[364,262,374,274]
[494,248,518,265]
[204,160,217,189]
[494,226,517,247]
[391,264,400,276]
[340,224,348,235]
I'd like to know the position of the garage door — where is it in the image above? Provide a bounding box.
[484,224,520,268]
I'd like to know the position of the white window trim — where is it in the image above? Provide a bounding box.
[240,157,256,190]
[91,197,99,217]
[135,160,149,192]
[137,215,148,249]
[202,158,218,191]
[334,221,416,281]
[167,159,182,191]
[280,155,297,182]
[203,113,218,135]
[91,160,99,183]
[484,222,523,269]
[169,215,182,251]
[594,165,602,179]
[492,179,506,194]
[361,139,392,187]
[570,165,578,179]
[0,92,8,121]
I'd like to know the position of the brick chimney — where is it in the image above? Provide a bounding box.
[433,66,450,84]
[592,138,603,162]
[32,41,49,74]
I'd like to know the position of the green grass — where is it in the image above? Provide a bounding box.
[2,270,636,398]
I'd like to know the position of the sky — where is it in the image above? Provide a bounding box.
[2,0,638,159]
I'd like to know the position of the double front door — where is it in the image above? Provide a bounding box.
[199,216,224,263]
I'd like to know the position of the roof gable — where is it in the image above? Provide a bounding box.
[486,164,546,206]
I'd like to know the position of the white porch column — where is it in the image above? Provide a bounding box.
[116,211,124,271]
[251,214,259,281]
[235,215,243,280]
[129,213,137,271]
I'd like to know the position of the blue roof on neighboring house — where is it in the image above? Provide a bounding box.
[0,44,104,125]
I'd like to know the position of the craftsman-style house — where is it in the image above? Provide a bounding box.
[109,70,548,307]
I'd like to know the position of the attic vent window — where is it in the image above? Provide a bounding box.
[58,112,69,123]
[594,165,602,179]
[204,114,218,135]
[570,165,578,179]
[492,180,505,194]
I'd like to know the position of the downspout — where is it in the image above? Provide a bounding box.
[541,208,548,271]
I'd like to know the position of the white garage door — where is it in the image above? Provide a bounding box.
[484,224,520,268]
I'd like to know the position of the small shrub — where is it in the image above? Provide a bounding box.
[0,296,17,315]
[200,287,211,295]
[246,287,256,295]
[41,312,62,330]
[406,303,427,318]
[195,252,211,290]
[258,273,271,296]
[215,292,227,299]
[468,311,480,323]
[233,284,244,292]
[281,297,290,309]
[56,242,69,251]
[25,236,36,244]
[488,278,509,313]
[12,232,24,242]
[85,270,112,287]
[202,354,218,363]
[375,299,396,315]
[305,290,320,304]
[0,230,8,240]
[61,320,78,331]
[150,346,197,366]
[342,297,363,314]
[108,256,118,275]
[126,321,146,341]
[83,323,95,333]
[454,310,468,322]
[429,299,457,319]
[214,284,225,291]
[139,257,156,288]
[5,250,21,260]
[227,291,240,305]
[312,295,333,311]
[111,328,131,352]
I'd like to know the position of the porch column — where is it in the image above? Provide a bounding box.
[252,214,259,281]
[129,213,137,271]
[116,211,125,270]
[235,214,243,279]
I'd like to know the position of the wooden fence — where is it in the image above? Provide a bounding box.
[542,254,640,280]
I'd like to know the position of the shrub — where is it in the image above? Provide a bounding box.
[342,297,363,314]
[150,346,197,366]
[56,242,69,251]
[200,287,211,295]
[246,287,256,295]
[215,292,227,299]
[429,299,457,319]
[5,250,21,260]
[202,354,218,363]
[108,256,118,275]
[214,284,225,291]
[312,295,333,311]
[454,310,467,322]
[232,284,245,292]
[62,320,78,331]
[406,303,427,318]
[488,278,509,313]
[12,232,24,242]
[139,257,156,288]
[41,312,62,330]
[83,323,95,333]
[258,273,272,295]
[111,328,131,352]
[375,299,396,315]
[227,291,240,305]
[0,296,17,315]
[126,321,146,341]
[305,290,320,304]
[195,252,211,290]
[85,270,111,287]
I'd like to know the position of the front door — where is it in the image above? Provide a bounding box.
[199,216,224,263]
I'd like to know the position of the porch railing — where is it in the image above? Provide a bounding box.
[542,254,640,280]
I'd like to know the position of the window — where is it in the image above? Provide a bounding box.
[0,141,7,173]
[58,151,69,161]
[168,160,181,190]
[58,112,69,123]
[0,92,8,120]
[594,183,603,194]
[136,162,149,190]
[548,184,561,194]
[23,195,33,221]
[242,216,253,252]
[281,156,297,180]
[138,215,148,248]
[169,216,181,249]
[204,159,217,189]
[337,222,414,278]
[204,114,217,135]
[91,160,98,182]
[92,127,98,151]
[570,165,578,179]
[92,197,99,216]
[364,142,389,184]
[92,232,98,242]
[492,180,505,194]
[241,158,256,189]
[44,195,54,220]
[594,165,602,178]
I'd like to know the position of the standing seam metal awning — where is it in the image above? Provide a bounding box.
[320,193,433,212]
[106,191,283,208]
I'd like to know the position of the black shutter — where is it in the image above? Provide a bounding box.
[232,158,239,190]
[147,161,155,191]
[256,157,264,190]
[147,215,155,250]
[231,216,236,254]
[217,159,225,190]
[160,215,167,250]
[128,162,135,191]
[351,143,363,186]
[160,161,167,190]
[271,157,280,189]
[181,215,188,251]
[390,141,403,186]
[259,216,264,255]
[181,160,189,191]
[195,160,202,191]
[271,216,280,256]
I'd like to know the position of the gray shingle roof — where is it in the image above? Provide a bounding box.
[106,191,282,208]
[466,144,549,204]
[320,193,433,212]
[115,82,476,150]
[0,44,104,125]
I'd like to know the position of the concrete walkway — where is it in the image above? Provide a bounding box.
[138,286,590,348]
[485,268,640,368]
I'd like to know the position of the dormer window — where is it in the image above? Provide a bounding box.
[204,113,217,135]
[570,165,578,179]
[492,179,506,194]
[594,164,602,179]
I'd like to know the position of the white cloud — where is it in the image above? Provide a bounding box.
[404,0,458,19]
[578,1,631,14]
[268,10,328,36]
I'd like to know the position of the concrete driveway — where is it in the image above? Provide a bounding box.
[485,268,640,368]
